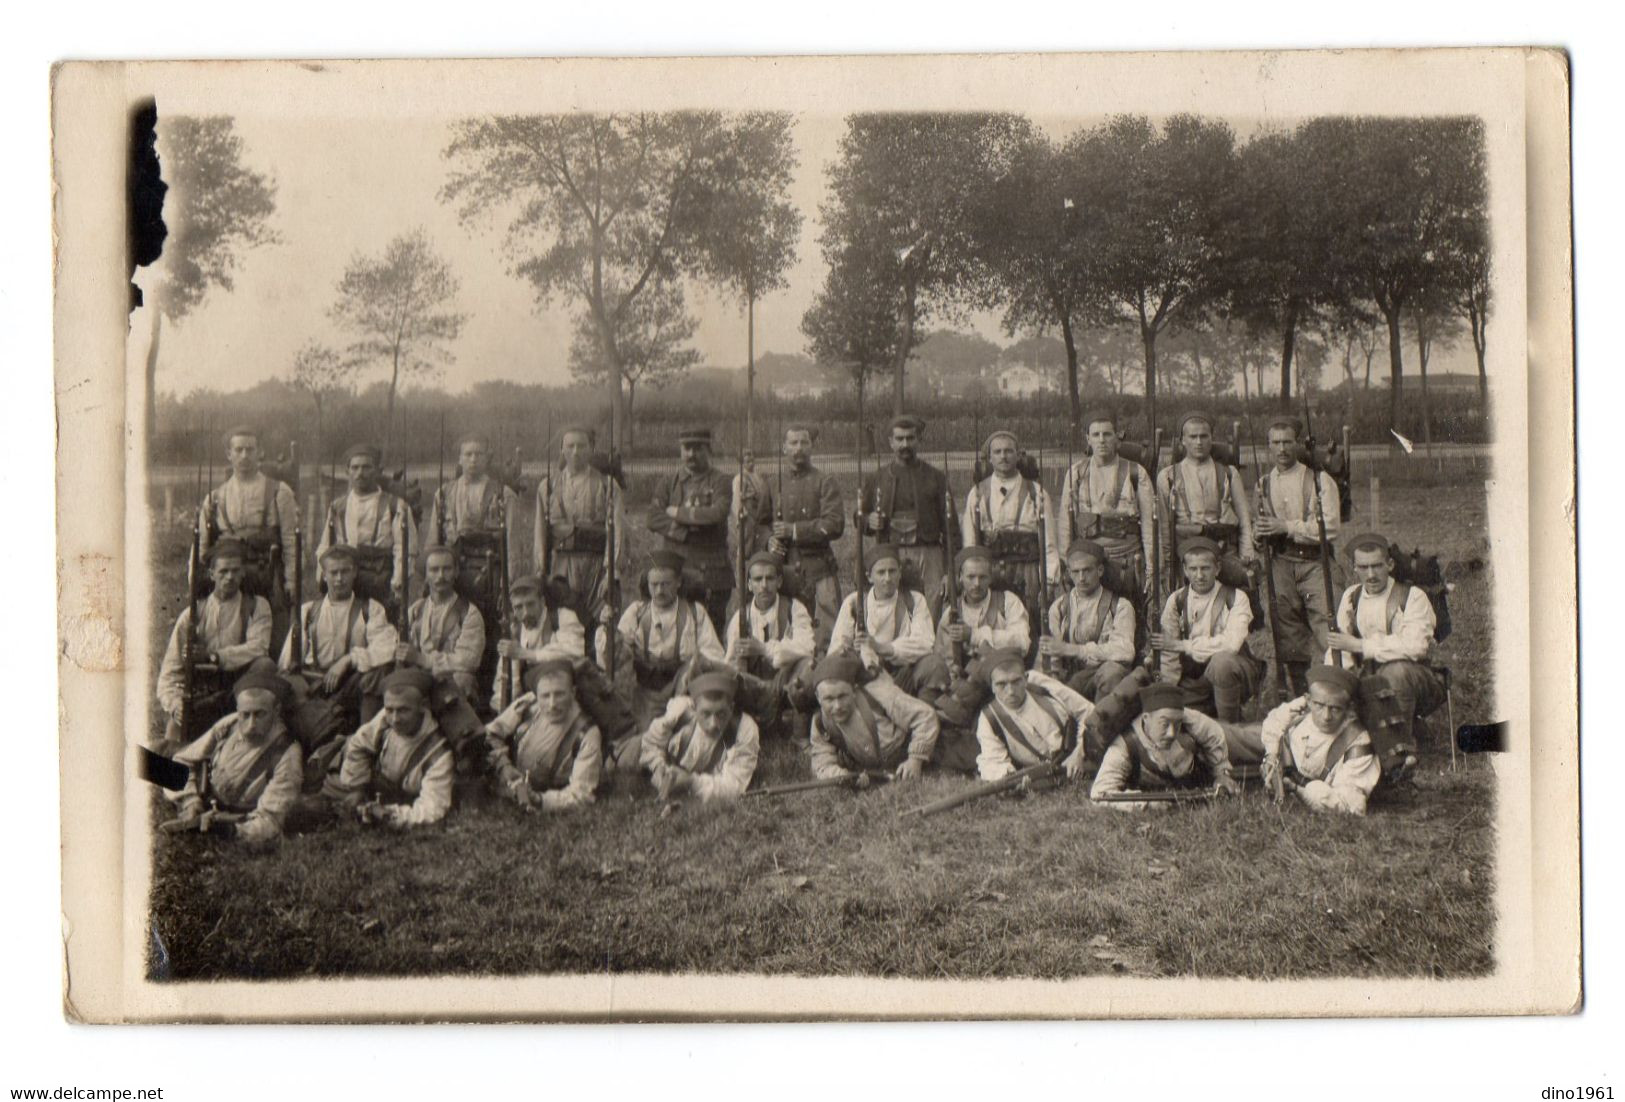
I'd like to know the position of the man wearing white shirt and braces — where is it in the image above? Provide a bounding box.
[828,543,950,709]
[1150,537,1262,721]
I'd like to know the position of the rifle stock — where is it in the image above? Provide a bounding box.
[1093,788,1218,804]
[901,760,1062,818]
[1148,429,1164,671]
[747,770,891,799]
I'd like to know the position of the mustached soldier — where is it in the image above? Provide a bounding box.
[427,433,520,685]
[199,425,300,640]
[603,550,727,735]
[396,544,486,751]
[828,543,951,709]
[534,425,624,624]
[859,414,952,616]
[763,423,845,653]
[279,544,398,731]
[1254,417,1341,696]
[962,430,1060,619]
[168,669,303,846]
[647,427,737,632]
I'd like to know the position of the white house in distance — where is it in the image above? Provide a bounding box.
[993,362,1056,398]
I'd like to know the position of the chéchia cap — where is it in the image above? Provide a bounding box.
[1306,664,1360,699]
[1180,536,1221,561]
[747,551,785,572]
[647,549,686,574]
[1138,682,1186,713]
[954,545,994,570]
[890,414,926,434]
[812,653,865,688]
[1065,539,1108,566]
[688,671,737,701]
[976,649,1028,682]
[207,537,251,564]
[868,544,902,568]
[558,424,596,443]
[677,428,713,446]
[382,667,436,701]
[1178,410,1214,434]
[232,667,288,705]
[784,423,820,442]
[509,573,543,596]
[1344,533,1393,559]
[344,443,382,464]
[318,543,359,567]
[523,658,576,692]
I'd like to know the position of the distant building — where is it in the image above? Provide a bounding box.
[776,379,836,400]
[994,364,1055,398]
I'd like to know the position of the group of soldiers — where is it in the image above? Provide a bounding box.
[155,410,1451,844]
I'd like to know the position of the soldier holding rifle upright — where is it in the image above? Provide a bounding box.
[1254,417,1341,697]
[200,425,301,642]
[316,442,417,620]
[603,550,728,740]
[1056,414,1156,597]
[428,433,521,685]
[763,424,845,653]
[719,551,817,737]
[491,573,587,708]
[1156,411,1255,563]
[962,429,1060,624]
[828,543,951,709]
[935,545,1031,676]
[534,425,624,624]
[1042,540,1137,701]
[396,544,486,753]
[648,427,737,632]
[860,414,952,617]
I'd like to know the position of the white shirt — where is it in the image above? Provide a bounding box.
[1329,578,1436,667]
[723,595,815,669]
[828,588,936,664]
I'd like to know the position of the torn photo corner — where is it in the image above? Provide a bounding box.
[51,50,1576,1023]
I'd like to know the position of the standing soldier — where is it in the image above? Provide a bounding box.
[155,538,276,754]
[1042,540,1137,701]
[860,414,952,616]
[200,425,300,643]
[828,544,950,709]
[427,434,520,683]
[1157,412,1255,562]
[1326,533,1446,775]
[1056,414,1156,596]
[962,429,1059,623]
[534,425,624,624]
[279,544,398,734]
[395,545,487,754]
[1254,417,1341,697]
[935,545,1031,678]
[1150,537,1262,721]
[602,550,728,737]
[647,427,736,632]
[317,443,416,620]
[764,424,845,653]
[733,447,775,558]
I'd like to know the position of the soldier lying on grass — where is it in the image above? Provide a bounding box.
[484,659,602,813]
[639,671,759,802]
[324,668,455,828]
[1090,682,1239,811]
[806,653,938,784]
[974,651,1091,784]
[1257,663,1381,815]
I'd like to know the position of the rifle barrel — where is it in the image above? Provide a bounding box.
[1093,788,1217,804]
[901,761,1059,818]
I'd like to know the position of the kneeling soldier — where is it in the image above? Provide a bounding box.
[829,543,950,707]
[640,671,759,802]
[604,549,727,732]
[398,544,486,752]
[807,654,938,783]
[1151,537,1262,721]
[719,551,817,734]
[975,650,1091,783]
[156,537,276,753]
[281,544,398,734]
[166,669,303,846]
[1044,540,1136,701]
[1326,532,1445,776]
[937,545,1031,678]
[1090,682,1238,810]
[1258,664,1380,815]
[484,659,602,813]
[327,668,455,828]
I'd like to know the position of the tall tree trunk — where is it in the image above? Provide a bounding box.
[1416,312,1435,457]
[386,345,401,459]
[624,378,637,451]
[1470,300,1489,411]
[145,308,163,456]
[1058,305,1082,451]
[745,293,756,450]
[1277,301,1299,411]
[892,286,916,416]
[1384,305,1405,434]
[1141,321,1159,441]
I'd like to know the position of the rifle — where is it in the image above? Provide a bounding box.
[853,393,868,648]
[1147,428,1164,672]
[539,412,554,582]
[746,769,891,799]
[735,411,750,653]
[1303,397,1342,663]
[603,420,621,679]
[1242,408,1288,704]
[1094,788,1219,804]
[290,522,304,674]
[1036,447,1055,673]
[496,475,515,711]
[901,759,1063,818]
[397,492,411,630]
[178,452,204,746]
[942,447,965,680]
[435,412,447,544]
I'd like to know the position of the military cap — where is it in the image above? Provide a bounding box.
[344,443,382,464]
[647,549,686,574]
[318,543,359,567]
[954,545,994,570]
[977,649,1028,681]
[677,427,714,445]
[983,429,1019,452]
[382,667,436,700]
[889,414,926,434]
[1178,410,1214,435]
[232,667,288,705]
[1180,536,1221,561]
[1065,539,1108,566]
[457,433,490,448]
[509,573,543,595]
[1139,682,1186,713]
[746,551,784,573]
[420,543,459,565]
[1306,664,1359,699]
[783,423,820,443]
[1344,533,1394,560]
[206,537,251,564]
[868,543,902,568]
[523,658,576,692]
[221,424,260,448]
[1266,416,1301,437]
[557,424,596,444]
[689,670,737,700]
[812,653,865,688]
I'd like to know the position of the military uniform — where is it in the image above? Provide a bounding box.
[535,462,624,623]
[962,466,1060,618]
[1157,454,1255,560]
[647,431,736,631]
[860,452,952,615]
[639,683,761,802]
[172,706,303,845]
[1258,690,1380,815]
[828,578,950,707]
[1090,686,1235,809]
[1057,455,1156,592]
[279,589,398,736]
[1047,583,1137,700]
[936,586,1031,675]
[608,586,727,735]
[200,472,300,641]
[763,459,845,652]
[402,592,486,749]
[155,588,275,749]
[1256,459,1341,689]
[485,668,603,812]
[427,473,521,682]
[1157,544,1262,721]
[317,486,416,614]
[719,589,817,732]
[808,667,939,780]
[326,705,456,827]
[974,669,1091,781]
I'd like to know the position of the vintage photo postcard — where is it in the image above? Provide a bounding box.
[53,49,1576,1022]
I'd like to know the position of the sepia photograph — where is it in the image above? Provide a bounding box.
[52,49,1577,1022]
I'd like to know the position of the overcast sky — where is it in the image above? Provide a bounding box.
[151,111,1474,398]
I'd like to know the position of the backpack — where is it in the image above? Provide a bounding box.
[1386,545,1452,643]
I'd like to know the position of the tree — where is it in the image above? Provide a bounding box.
[1075,115,1238,438]
[812,112,1031,414]
[1405,292,1468,455]
[442,112,794,444]
[145,116,279,446]
[687,113,802,444]
[568,277,701,448]
[802,244,903,442]
[1305,116,1488,430]
[329,228,466,457]
[289,342,359,473]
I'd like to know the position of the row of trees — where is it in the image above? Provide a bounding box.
[803,112,1491,446]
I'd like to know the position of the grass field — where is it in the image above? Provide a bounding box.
[146,459,1496,981]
